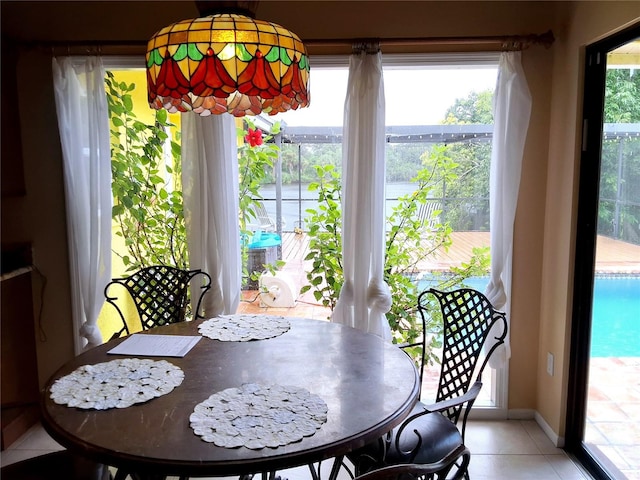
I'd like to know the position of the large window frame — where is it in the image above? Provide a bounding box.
[96,53,509,416]
[272,53,507,416]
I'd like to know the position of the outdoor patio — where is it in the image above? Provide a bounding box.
[238,230,640,319]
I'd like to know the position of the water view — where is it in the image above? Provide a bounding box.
[259,182,434,230]
[420,274,640,358]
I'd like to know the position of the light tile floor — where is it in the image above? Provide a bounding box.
[585,357,640,480]
[1,420,593,480]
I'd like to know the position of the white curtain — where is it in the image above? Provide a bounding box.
[52,57,112,354]
[182,113,241,317]
[332,51,392,341]
[484,51,532,366]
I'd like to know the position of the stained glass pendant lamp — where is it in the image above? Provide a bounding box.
[146,1,310,117]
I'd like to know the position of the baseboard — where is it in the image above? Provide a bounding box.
[1,405,39,450]
[509,409,565,447]
[534,411,565,447]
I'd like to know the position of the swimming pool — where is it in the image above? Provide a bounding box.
[418,275,640,358]
[590,276,640,357]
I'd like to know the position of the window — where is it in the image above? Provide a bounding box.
[97,54,507,415]
[267,54,503,412]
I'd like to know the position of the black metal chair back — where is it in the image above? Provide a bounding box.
[418,287,508,435]
[104,265,211,339]
[345,287,507,480]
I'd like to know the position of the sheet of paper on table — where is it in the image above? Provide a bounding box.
[107,334,201,357]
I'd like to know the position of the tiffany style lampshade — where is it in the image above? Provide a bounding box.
[146,12,310,117]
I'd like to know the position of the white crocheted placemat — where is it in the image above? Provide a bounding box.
[190,383,328,449]
[198,314,291,341]
[49,358,184,410]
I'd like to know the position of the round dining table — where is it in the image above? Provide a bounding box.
[40,316,420,478]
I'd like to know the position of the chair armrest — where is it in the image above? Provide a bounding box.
[191,269,212,319]
[420,380,483,414]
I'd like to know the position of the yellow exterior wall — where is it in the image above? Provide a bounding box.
[97,69,182,340]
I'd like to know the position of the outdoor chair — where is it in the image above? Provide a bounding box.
[246,201,278,232]
[104,265,211,340]
[346,288,508,480]
[0,450,112,480]
[417,200,442,231]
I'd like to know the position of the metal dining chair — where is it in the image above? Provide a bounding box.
[104,265,211,340]
[346,288,508,480]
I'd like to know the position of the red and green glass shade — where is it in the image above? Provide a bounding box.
[146,13,310,117]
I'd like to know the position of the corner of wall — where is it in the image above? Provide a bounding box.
[535,411,565,447]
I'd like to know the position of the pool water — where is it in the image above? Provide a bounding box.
[418,275,640,358]
[590,276,640,357]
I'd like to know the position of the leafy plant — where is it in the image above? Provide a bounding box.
[106,71,186,271]
[300,165,343,309]
[237,120,285,285]
[302,146,490,366]
[600,68,640,244]
[440,91,493,231]
[238,120,281,233]
[106,72,284,285]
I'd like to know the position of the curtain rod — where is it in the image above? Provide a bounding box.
[305,30,555,51]
[29,30,554,55]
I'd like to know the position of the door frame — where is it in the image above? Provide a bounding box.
[566,22,640,480]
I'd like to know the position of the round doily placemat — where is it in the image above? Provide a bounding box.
[49,358,184,410]
[198,314,291,341]
[190,383,328,449]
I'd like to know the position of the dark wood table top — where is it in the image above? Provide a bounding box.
[41,317,419,477]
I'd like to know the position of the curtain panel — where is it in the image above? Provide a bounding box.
[332,51,392,340]
[182,114,241,317]
[484,51,532,366]
[52,56,112,354]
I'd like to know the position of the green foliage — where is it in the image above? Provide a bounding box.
[106,73,283,283]
[106,71,187,271]
[442,90,494,125]
[274,91,494,189]
[599,68,640,244]
[604,69,640,123]
[237,120,285,284]
[300,165,343,309]
[386,144,430,182]
[238,120,281,232]
[278,143,343,184]
[439,90,494,231]
[302,148,490,367]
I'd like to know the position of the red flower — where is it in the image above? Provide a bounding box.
[245,128,263,147]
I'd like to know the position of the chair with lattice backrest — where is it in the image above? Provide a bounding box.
[346,288,507,480]
[104,265,211,340]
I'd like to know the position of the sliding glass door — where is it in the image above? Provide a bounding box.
[567,24,640,480]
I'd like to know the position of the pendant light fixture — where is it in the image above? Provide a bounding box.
[146,1,310,116]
